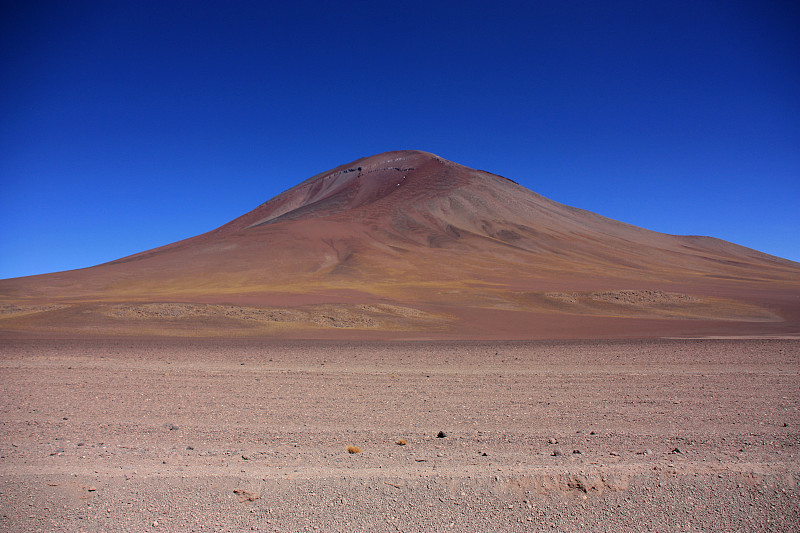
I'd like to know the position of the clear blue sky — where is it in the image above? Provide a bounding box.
[2,1,798,280]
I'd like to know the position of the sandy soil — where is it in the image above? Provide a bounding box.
[1,338,798,532]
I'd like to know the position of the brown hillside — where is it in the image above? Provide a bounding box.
[2,150,798,339]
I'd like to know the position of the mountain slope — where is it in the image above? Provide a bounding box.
[2,150,799,339]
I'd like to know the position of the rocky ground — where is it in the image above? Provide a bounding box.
[0,337,797,532]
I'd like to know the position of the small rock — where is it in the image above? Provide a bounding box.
[234,489,261,502]
[437,431,447,438]
[644,449,653,455]
[609,451,619,457]
[548,438,558,444]
[164,423,179,431]
[670,447,683,454]
[572,449,581,454]
[552,448,563,457]
[87,486,97,492]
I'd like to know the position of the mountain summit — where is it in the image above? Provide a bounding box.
[2,150,799,339]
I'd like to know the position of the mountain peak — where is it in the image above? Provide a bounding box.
[214,150,472,233]
[2,150,798,339]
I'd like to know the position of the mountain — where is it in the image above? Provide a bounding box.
[2,150,799,339]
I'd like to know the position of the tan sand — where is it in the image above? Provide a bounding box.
[1,337,797,531]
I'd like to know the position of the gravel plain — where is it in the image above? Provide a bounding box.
[1,337,798,532]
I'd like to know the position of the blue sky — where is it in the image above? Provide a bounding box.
[2,1,798,279]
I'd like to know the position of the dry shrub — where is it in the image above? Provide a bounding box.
[347,445,362,454]
[395,439,407,446]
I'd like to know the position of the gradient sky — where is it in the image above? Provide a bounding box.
[2,1,798,280]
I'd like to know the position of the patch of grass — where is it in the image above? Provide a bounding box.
[347,445,362,454]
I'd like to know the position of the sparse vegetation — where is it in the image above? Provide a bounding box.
[396,438,407,446]
[347,445,362,454]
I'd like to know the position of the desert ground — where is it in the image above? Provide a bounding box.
[0,337,798,532]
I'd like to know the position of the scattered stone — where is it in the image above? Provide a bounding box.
[164,423,179,431]
[481,452,488,456]
[548,438,558,444]
[609,451,619,457]
[552,448,563,457]
[644,449,653,455]
[670,447,683,454]
[437,431,447,438]
[87,486,97,492]
[186,446,194,450]
[242,454,251,460]
[572,449,582,454]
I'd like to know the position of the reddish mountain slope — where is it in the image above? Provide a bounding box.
[2,150,799,339]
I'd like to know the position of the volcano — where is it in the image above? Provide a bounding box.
[2,150,799,339]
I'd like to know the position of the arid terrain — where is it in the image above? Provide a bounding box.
[1,151,799,340]
[1,151,799,530]
[1,337,798,532]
